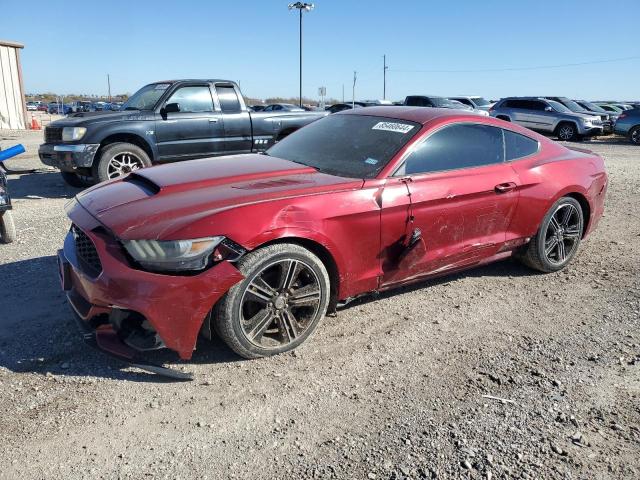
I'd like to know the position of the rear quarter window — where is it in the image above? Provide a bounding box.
[504,130,539,160]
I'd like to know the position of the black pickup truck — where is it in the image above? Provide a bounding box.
[39,79,326,186]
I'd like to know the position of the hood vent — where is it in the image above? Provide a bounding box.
[123,173,161,195]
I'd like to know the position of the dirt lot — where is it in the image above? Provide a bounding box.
[0,129,638,480]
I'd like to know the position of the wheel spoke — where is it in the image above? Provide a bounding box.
[289,284,321,307]
[549,216,561,232]
[556,239,566,261]
[560,205,574,227]
[278,309,300,342]
[247,275,275,303]
[564,227,581,239]
[545,237,559,256]
[280,260,301,291]
[245,308,275,342]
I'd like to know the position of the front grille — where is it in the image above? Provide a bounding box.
[591,119,602,126]
[72,225,102,276]
[45,126,63,143]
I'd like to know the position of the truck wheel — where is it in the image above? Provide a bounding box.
[0,211,17,244]
[60,171,94,188]
[214,243,331,359]
[92,142,152,183]
[629,126,640,145]
[556,122,578,141]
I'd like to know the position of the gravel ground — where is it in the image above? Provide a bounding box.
[0,130,638,480]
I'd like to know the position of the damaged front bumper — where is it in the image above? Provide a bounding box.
[39,143,100,171]
[59,202,245,376]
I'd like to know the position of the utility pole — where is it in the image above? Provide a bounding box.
[383,54,388,100]
[352,71,357,109]
[288,2,314,107]
[342,84,344,103]
[107,74,111,102]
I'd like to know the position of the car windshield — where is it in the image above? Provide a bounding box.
[579,101,606,113]
[121,83,171,111]
[560,98,586,112]
[472,97,490,106]
[548,100,571,113]
[266,114,421,179]
[431,97,458,108]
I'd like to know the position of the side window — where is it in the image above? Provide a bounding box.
[273,105,283,111]
[458,99,473,107]
[529,101,547,111]
[263,105,273,111]
[166,86,213,113]
[504,130,539,161]
[399,123,505,175]
[215,85,242,113]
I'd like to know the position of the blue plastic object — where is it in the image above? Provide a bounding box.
[0,144,25,162]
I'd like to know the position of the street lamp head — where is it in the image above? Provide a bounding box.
[288,2,314,11]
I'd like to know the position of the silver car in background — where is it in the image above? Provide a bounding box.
[490,97,603,141]
[450,96,494,112]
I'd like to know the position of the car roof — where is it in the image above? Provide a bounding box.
[340,106,484,125]
[150,79,234,85]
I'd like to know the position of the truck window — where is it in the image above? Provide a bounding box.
[216,85,242,113]
[166,86,214,113]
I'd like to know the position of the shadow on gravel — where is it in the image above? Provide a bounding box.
[0,255,244,383]
[6,170,79,200]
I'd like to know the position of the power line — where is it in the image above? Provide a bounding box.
[389,55,640,74]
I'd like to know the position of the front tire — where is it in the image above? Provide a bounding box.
[60,171,94,188]
[521,197,584,273]
[0,211,17,244]
[556,122,578,142]
[629,126,640,145]
[92,142,151,183]
[214,243,331,359]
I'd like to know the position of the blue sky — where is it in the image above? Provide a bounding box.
[2,0,638,101]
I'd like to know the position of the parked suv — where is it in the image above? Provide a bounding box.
[490,97,603,141]
[544,96,612,134]
[613,109,640,145]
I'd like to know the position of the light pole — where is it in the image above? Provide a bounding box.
[288,2,314,107]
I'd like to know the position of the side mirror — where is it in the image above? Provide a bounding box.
[162,102,180,115]
[544,106,553,112]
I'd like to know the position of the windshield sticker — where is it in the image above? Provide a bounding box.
[154,83,171,90]
[372,122,414,134]
[364,158,379,165]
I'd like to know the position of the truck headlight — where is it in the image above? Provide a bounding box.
[62,127,87,141]
[123,237,225,272]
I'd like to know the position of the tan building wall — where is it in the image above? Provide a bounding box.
[0,40,27,130]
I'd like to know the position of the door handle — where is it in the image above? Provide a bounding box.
[495,182,517,194]
[209,118,219,123]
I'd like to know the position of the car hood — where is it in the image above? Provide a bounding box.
[49,110,155,127]
[74,154,363,240]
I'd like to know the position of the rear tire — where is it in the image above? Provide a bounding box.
[0,211,17,244]
[629,126,640,145]
[92,142,152,183]
[556,122,578,142]
[60,171,93,188]
[520,196,584,273]
[214,243,330,359]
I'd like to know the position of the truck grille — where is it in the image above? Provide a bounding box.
[71,225,102,276]
[45,126,63,143]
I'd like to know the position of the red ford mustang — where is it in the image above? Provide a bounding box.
[59,107,607,372]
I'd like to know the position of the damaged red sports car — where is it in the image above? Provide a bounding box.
[59,107,607,370]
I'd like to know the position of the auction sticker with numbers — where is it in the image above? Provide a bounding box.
[371,122,415,134]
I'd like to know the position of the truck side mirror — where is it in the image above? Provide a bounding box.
[544,106,553,112]
[162,103,181,115]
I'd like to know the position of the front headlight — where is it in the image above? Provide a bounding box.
[123,236,224,272]
[62,127,87,141]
